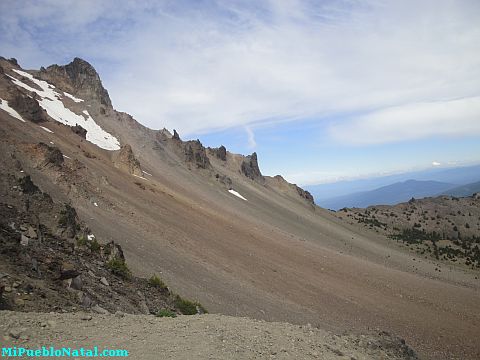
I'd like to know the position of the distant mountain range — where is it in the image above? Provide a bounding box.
[441,180,480,197]
[316,180,456,210]
[305,164,480,200]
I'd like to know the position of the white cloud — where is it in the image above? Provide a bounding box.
[245,126,256,149]
[1,0,480,142]
[432,161,441,166]
[329,96,480,145]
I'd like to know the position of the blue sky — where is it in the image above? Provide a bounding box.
[1,0,479,185]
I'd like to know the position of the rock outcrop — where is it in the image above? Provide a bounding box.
[71,124,87,139]
[113,144,143,177]
[184,140,211,169]
[241,152,263,181]
[10,93,47,123]
[210,145,227,161]
[295,186,314,205]
[172,129,181,141]
[38,58,112,107]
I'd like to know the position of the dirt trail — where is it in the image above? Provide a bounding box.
[0,311,417,360]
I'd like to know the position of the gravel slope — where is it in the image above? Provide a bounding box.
[0,311,417,360]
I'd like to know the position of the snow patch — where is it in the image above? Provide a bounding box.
[0,98,26,122]
[93,202,98,207]
[8,70,120,151]
[228,189,247,201]
[133,174,147,180]
[143,171,152,177]
[63,91,84,103]
[62,155,71,159]
[87,234,95,241]
[39,126,53,133]
[49,141,55,145]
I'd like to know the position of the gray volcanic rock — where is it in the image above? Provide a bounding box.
[211,145,227,161]
[114,144,143,177]
[71,124,87,139]
[172,129,181,141]
[38,58,112,107]
[241,152,263,181]
[10,93,47,123]
[184,140,211,169]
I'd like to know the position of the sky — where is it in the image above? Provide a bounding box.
[1,0,480,185]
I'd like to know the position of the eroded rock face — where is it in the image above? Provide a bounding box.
[10,93,47,123]
[241,152,262,181]
[39,58,112,107]
[184,140,211,169]
[172,129,181,141]
[212,145,227,161]
[296,186,314,205]
[71,124,87,139]
[114,144,143,177]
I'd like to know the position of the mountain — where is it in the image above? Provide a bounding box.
[440,180,480,197]
[317,179,457,210]
[0,56,479,359]
[306,164,480,202]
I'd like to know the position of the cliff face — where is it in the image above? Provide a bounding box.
[38,57,112,107]
[241,152,263,181]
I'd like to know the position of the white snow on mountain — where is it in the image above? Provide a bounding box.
[0,98,26,122]
[63,91,84,103]
[8,69,120,151]
[39,126,54,133]
[228,189,247,201]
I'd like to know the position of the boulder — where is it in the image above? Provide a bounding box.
[71,124,87,139]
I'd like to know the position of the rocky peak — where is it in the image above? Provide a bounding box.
[113,144,143,176]
[39,58,112,108]
[184,140,211,169]
[172,129,181,141]
[241,152,263,181]
[211,145,227,161]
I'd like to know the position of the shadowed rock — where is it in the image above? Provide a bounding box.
[10,93,47,123]
[212,145,227,161]
[71,124,87,139]
[241,152,263,181]
[184,140,211,169]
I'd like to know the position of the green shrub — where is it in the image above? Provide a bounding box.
[106,259,131,279]
[76,235,88,247]
[174,295,207,315]
[149,274,167,289]
[90,238,101,252]
[156,309,176,318]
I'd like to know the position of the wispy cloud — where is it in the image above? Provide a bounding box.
[245,126,256,149]
[1,0,479,144]
[329,97,480,145]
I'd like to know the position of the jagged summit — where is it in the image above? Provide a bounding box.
[241,152,263,181]
[38,57,112,108]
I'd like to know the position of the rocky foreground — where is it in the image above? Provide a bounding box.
[0,311,417,360]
